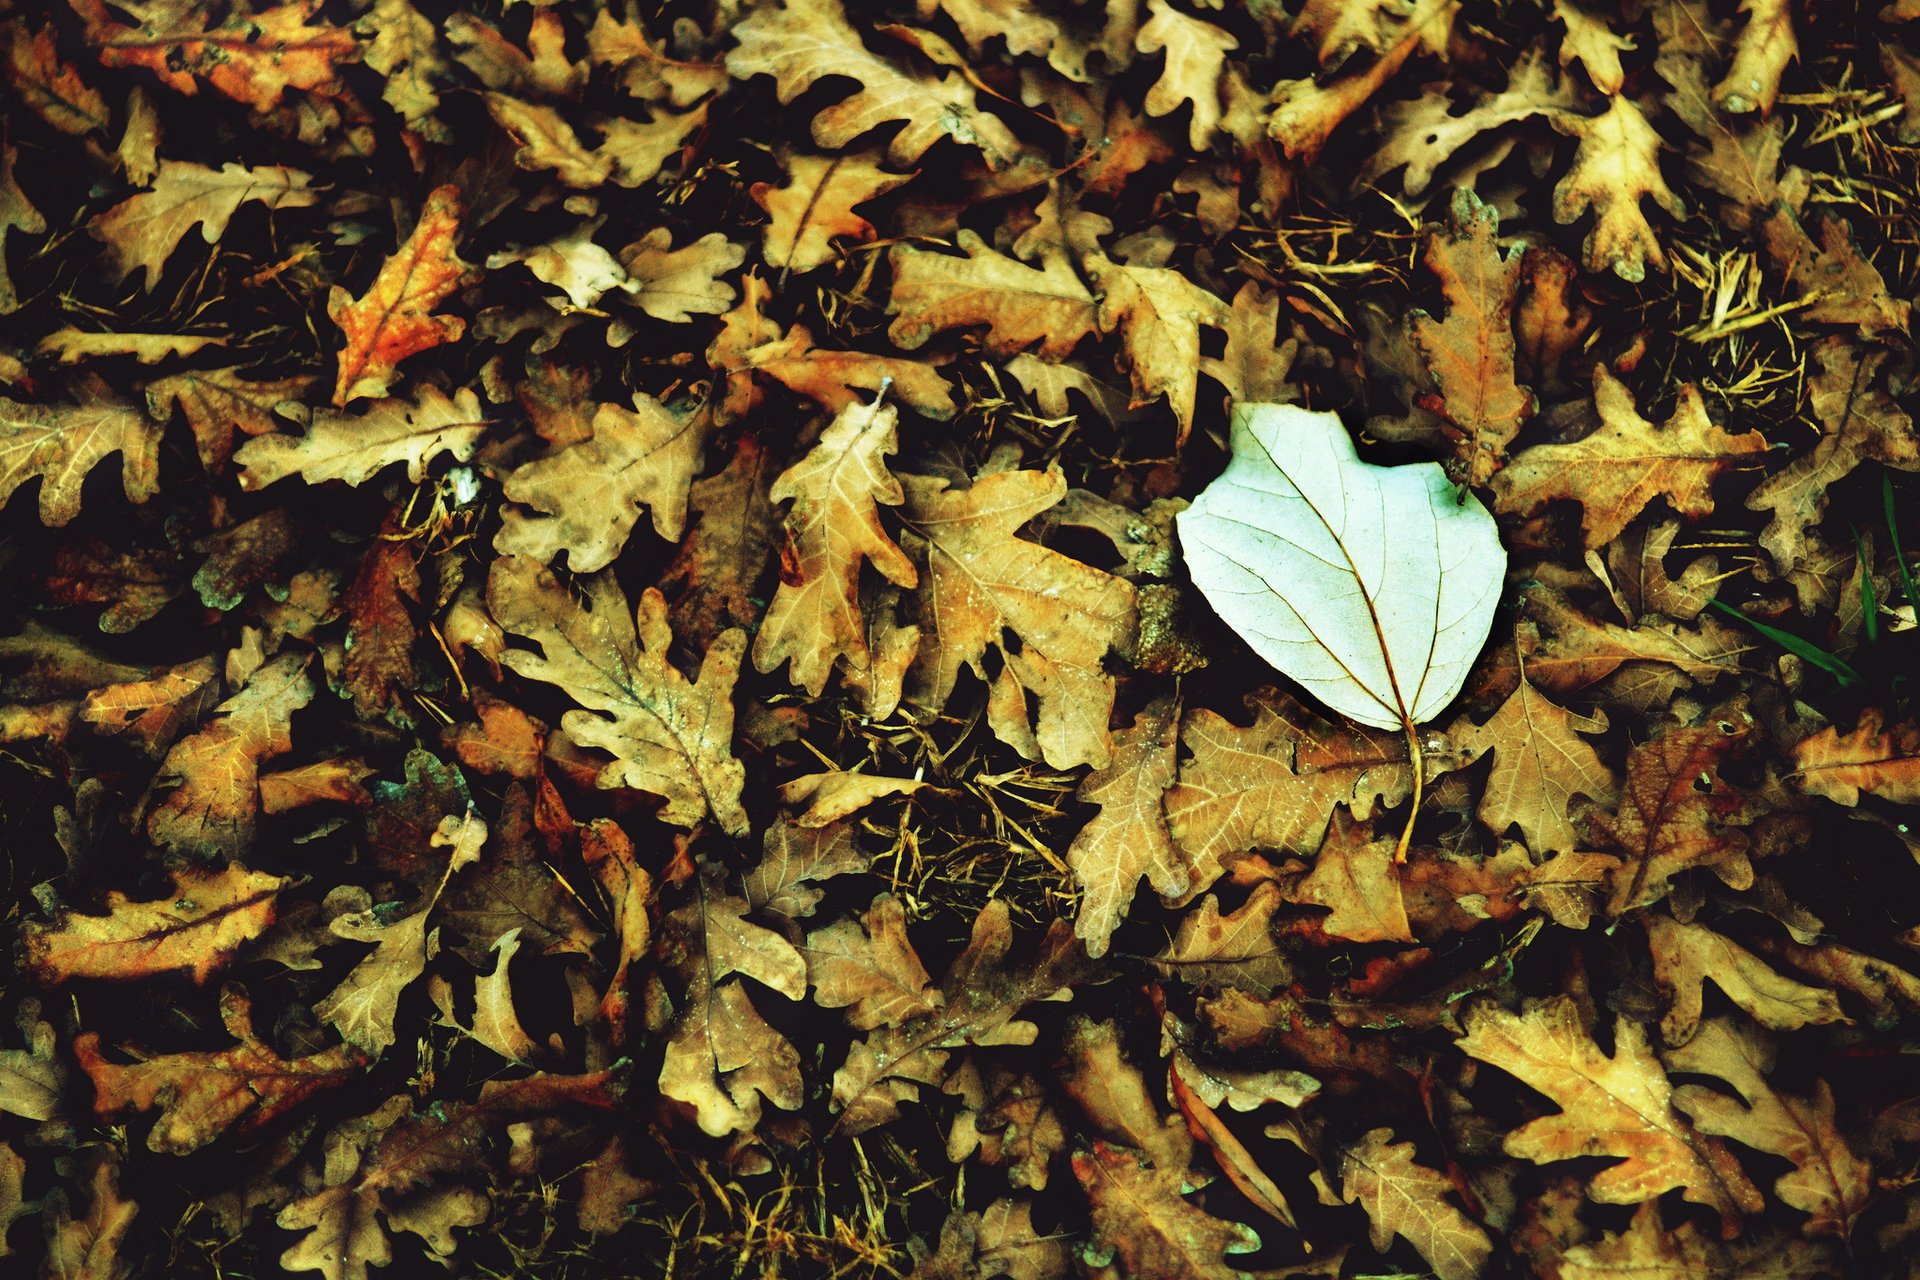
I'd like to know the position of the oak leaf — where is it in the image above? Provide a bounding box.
[328,185,473,406]
[1452,670,1616,856]
[616,228,742,322]
[1559,1202,1834,1278]
[753,151,911,275]
[145,367,315,472]
[487,556,749,834]
[888,232,1098,361]
[76,0,358,112]
[1134,0,1236,149]
[1791,708,1920,805]
[753,398,918,705]
[726,0,1022,168]
[494,394,705,570]
[899,465,1137,769]
[1600,705,1762,914]
[1413,189,1535,487]
[316,905,436,1056]
[1150,883,1291,994]
[779,770,927,826]
[1068,695,1183,958]
[486,220,632,311]
[658,874,805,1136]
[1063,1017,1193,1174]
[8,22,109,137]
[1178,403,1505,731]
[0,1002,65,1123]
[1458,996,1763,1229]
[742,818,868,920]
[1072,1141,1261,1280]
[91,161,316,290]
[1714,0,1797,114]
[1555,0,1635,94]
[1085,251,1230,445]
[0,393,162,527]
[911,1199,1071,1280]
[1340,1128,1494,1280]
[0,138,45,314]
[1296,813,1413,944]
[1758,209,1910,336]
[75,984,363,1154]
[661,433,780,647]
[234,388,484,488]
[1646,915,1846,1047]
[1199,282,1301,405]
[1359,47,1577,197]
[484,93,610,188]
[24,863,291,985]
[43,1151,137,1280]
[1493,367,1767,549]
[806,893,943,1030]
[832,902,1085,1133]
[1670,1022,1870,1241]
[1552,96,1685,281]
[1747,341,1916,577]
[1164,689,1412,894]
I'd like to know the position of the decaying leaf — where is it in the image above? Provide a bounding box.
[24,863,291,985]
[1791,709,1920,805]
[329,185,474,406]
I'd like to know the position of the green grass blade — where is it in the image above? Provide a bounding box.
[1887,473,1919,612]
[1706,598,1863,687]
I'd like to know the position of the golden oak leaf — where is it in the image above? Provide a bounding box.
[484,93,609,187]
[1600,704,1762,914]
[753,398,918,704]
[1340,1128,1493,1280]
[1068,696,1183,958]
[616,228,742,322]
[494,393,705,571]
[1290,0,1442,69]
[24,863,291,985]
[888,231,1098,361]
[917,0,1060,59]
[0,138,45,314]
[1555,0,1634,93]
[1199,282,1301,405]
[1072,1141,1261,1280]
[661,433,780,648]
[899,466,1137,769]
[1062,1017,1194,1174]
[0,1141,24,1255]
[715,290,955,419]
[1646,915,1846,1047]
[1295,813,1413,944]
[1668,1019,1870,1239]
[78,657,217,758]
[1414,189,1535,486]
[43,1152,137,1280]
[779,770,927,827]
[8,22,110,137]
[0,393,162,527]
[1359,47,1576,197]
[1791,708,1920,805]
[90,161,315,291]
[805,893,942,1031]
[744,818,868,921]
[1494,366,1767,549]
[0,1002,65,1123]
[1748,341,1917,576]
[596,101,709,188]
[1560,1202,1835,1279]
[1714,0,1796,114]
[1150,883,1291,995]
[145,368,315,472]
[147,651,314,859]
[463,929,541,1062]
[358,0,452,141]
[1452,671,1616,856]
[1084,250,1229,446]
[1458,996,1763,1229]
[585,10,727,104]
[75,0,358,112]
[38,329,224,365]
[1607,519,1719,622]
[486,220,632,311]
[75,985,362,1154]
[726,0,1022,168]
[658,874,805,1136]
[1135,0,1237,149]
[328,185,473,406]
[1552,96,1686,281]
[832,903,1085,1133]
[753,150,911,275]
[316,905,435,1056]
[487,556,748,834]
[1163,689,1413,898]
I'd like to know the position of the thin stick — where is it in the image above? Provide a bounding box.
[1394,718,1423,867]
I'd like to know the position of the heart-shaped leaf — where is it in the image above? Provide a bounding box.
[1178,403,1505,733]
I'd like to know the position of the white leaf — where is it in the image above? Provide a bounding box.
[1177,403,1505,731]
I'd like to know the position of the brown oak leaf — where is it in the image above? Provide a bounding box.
[1340,1128,1494,1280]
[661,433,780,648]
[1791,708,1920,805]
[1068,695,1183,958]
[1646,915,1846,1047]
[1295,813,1414,944]
[1452,670,1616,856]
[753,150,911,275]
[888,231,1098,361]
[1072,1141,1260,1280]
[488,556,748,834]
[91,160,316,291]
[24,863,291,985]
[145,368,315,473]
[0,393,163,527]
[806,892,943,1031]
[1551,97,1686,281]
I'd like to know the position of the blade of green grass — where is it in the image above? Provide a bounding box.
[1853,526,1879,646]
[1887,473,1919,612]
[1706,598,1863,687]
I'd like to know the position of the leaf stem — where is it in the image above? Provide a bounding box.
[1395,717,1423,866]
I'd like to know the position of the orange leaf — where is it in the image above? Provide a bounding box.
[329,185,473,406]
[23,863,290,985]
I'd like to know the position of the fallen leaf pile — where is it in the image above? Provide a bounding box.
[1,1,1918,1277]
